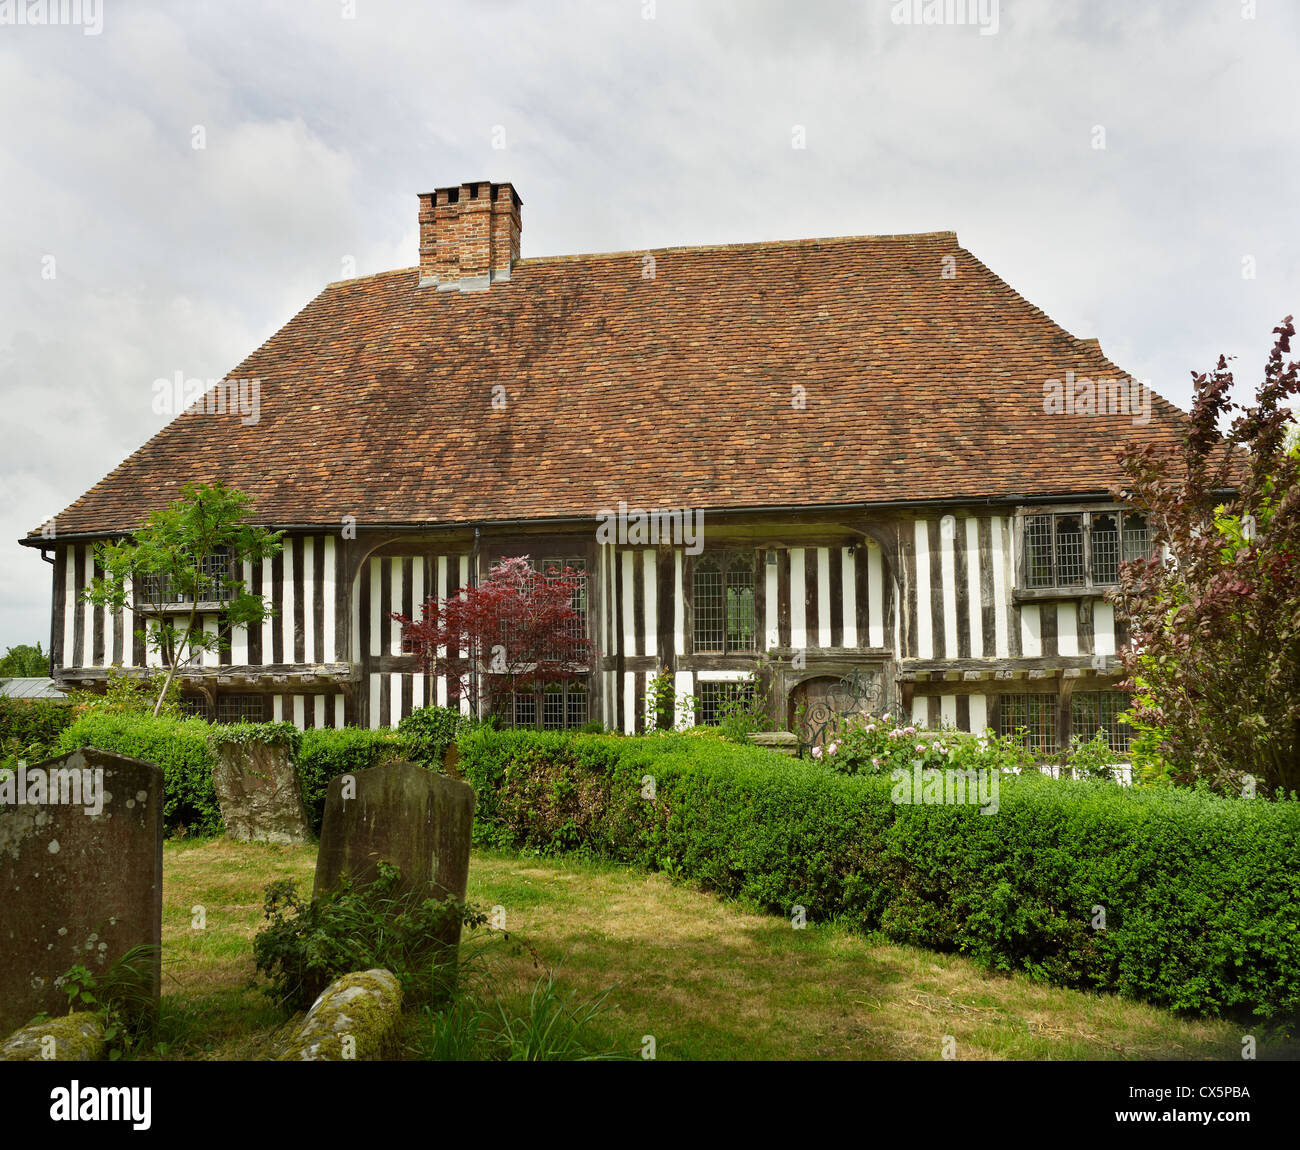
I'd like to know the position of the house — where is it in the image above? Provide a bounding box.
[20,179,1187,756]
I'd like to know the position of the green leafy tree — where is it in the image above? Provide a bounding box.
[0,643,48,677]
[81,481,282,717]
[1111,317,1300,797]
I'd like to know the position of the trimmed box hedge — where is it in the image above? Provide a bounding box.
[459,728,1300,1021]
[55,715,405,836]
[56,712,225,834]
[0,695,75,757]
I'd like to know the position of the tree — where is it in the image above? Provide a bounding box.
[389,556,597,724]
[82,481,283,716]
[1110,316,1299,797]
[0,643,48,677]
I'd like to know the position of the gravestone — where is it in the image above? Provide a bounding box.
[0,747,163,1038]
[313,762,475,953]
[212,739,311,845]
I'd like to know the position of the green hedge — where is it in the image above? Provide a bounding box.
[458,728,1300,1021]
[0,696,75,758]
[297,728,403,833]
[56,715,405,837]
[56,712,225,835]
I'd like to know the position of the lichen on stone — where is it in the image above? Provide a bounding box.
[0,1012,105,1061]
[276,969,403,1061]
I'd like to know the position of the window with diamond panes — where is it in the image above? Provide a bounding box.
[1020,511,1153,591]
[999,693,1057,754]
[693,552,756,653]
[540,558,587,658]
[179,694,210,720]
[139,546,237,605]
[1071,690,1133,755]
[697,680,755,726]
[505,679,587,731]
[215,694,267,723]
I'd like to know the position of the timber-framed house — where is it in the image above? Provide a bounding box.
[22,180,1187,761]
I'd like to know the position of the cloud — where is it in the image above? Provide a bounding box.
[0,0,1297,649]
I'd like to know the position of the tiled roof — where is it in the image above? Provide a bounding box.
[33,232,1188,538]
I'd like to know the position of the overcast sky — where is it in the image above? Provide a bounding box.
[1,0,1296,654]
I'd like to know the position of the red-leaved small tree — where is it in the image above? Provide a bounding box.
[389,556,597,723]
[1111,316,1300,796]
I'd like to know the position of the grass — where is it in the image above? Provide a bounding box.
[150,838,1296,1061]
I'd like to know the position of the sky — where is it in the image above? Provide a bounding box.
[0,0,1296,653]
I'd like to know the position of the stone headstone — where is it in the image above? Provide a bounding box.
[212,739,311,845]
[0,747,163,1037]
[313,762,475,950]
[313,761,475,900]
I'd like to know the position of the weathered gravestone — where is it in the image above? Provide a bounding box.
[211,738,311,845]
[0,747,163,1038]
[313,762,475,956]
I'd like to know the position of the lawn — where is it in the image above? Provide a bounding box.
[148,838,1291,1061]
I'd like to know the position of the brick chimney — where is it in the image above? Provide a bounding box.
[418,181,522,292]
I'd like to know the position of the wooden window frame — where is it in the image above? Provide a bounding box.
[690,550,758,655]
[136,545,239,610]
[1013,505,1151,600]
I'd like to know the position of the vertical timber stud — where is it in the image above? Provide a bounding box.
[901,523,917,659]
[854,544,870,649]
[928,519,945,661]
[1056,677,1074,755]
[804,549,818,650]
[656,548,673,670]
[978,517,996,658]
[955,520,971,660]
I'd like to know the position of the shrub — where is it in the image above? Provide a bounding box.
[66,667,182,719]
[296,727,404,834]
[459,728,1300,1021]
[397,704,472,769]
[55,711,222,835]
[252,861,485,1012]
[54,712,412,838]
[0,696,75,761]
[50,944,163,1060]
[819,717,1036,777]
